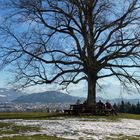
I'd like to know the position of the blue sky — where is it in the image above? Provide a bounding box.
[0,70,140,99]
[0,0,140,99]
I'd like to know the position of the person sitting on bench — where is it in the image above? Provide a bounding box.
[97,100,105,110]
[105,101,117,115]
[96,100,105,114]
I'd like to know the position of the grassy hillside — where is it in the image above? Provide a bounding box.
[0,112,139,140]
[0,135,67,140]
[0,112,64,120]
[0,112,139,120]
[0,120,68,140]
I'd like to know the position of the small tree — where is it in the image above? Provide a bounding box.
[125,101,132,113]
[136,102,140,114]
[0,0,140,105]
[119,101,125,113]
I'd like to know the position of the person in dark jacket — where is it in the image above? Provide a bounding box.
[105,101,117,115]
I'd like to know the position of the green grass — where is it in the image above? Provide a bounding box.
[0,112,139,123]
[0,122,68,140]
[106,135,140,140]
[0,112,65,120]
[0,122,40,135]
[0,135,67,140]
[0,112,139,121]
[0,113,139,140]
[118,113,140,120]
[81,113,140,122]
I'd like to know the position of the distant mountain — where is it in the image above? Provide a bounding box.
[109,98,140,105]
[0,88,24,102]
[1,88,140,104]
[96,97,140,104]
[13,91,85,103]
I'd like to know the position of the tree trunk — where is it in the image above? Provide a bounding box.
[87,75,97,106]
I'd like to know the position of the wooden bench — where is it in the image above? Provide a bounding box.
[64,109,76,114]
[64,104,96,115]
[64,105,80,115]
[64,104,117,116]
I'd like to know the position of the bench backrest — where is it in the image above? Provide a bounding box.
[70,104,95,111]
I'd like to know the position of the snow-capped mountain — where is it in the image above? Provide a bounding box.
[0,88,24,102]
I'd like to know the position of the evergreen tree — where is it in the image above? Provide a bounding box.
[136,102,140,114]
[130,104,137,114]
[125,102,132,113]
[119,101,125,113]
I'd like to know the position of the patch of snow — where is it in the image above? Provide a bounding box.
[0,94,6,97]
[0,134,20,138]
[0,118,140,140]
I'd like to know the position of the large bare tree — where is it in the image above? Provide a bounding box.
[0,0,140,105]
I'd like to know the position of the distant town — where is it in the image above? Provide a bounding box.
[0,102,69,113]
[0,88,140,113]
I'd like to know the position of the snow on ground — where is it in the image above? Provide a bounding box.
[0,118,140,140]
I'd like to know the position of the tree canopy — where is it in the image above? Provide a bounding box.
[0,0,140,105]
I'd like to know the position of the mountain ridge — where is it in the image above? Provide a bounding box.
[0,88,140,104]
[13,91,140,104]
[13,91,85,103]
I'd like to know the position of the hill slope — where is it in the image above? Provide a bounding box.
[13,91,85,103]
